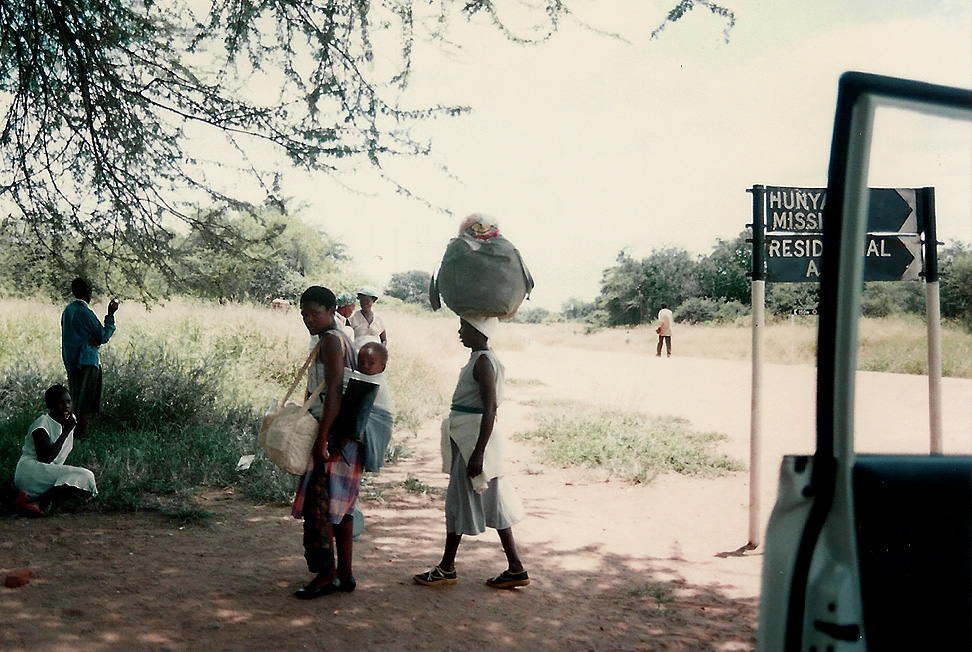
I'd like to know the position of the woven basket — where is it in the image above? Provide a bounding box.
[258,342,324,475]
[258,401,319,475]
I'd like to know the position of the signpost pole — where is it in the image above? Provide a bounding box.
[921,187,944,454]
[748,185,766,548]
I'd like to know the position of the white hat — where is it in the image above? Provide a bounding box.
[358,287,379,299]
[465,316,499,339]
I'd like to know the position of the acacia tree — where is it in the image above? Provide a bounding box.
[598,247,700,326]
[697,230,751,305]
[385,269,431,307]
[172,204,346,303]
[1,1,734,294]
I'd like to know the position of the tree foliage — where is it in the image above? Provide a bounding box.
[650,0,736,42]
[0,200,344,302]
[385,269,431,308]
[940,242,972,327]
[0,0,734,296]
[560,297,597,321]
[586,234,972,327]
[697,230,751,305]
[598,247,700,326]
[171,205,346,303]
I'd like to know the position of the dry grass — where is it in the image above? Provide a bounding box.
[498,315,971,378]
[500,319,814,364]
[2,298,968,390]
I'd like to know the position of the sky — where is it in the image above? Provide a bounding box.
[264,0,972,310]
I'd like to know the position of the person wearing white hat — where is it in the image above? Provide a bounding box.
[350,287,386,350]
[414,316,529,590]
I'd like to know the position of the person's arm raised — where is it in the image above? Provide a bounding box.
[32,415,75,464]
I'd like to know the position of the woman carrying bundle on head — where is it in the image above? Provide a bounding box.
[414,316,529,590]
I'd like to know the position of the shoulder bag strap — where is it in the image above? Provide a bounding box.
[298,329,355,411]
[302,376,328,412]
[282,340,322,404]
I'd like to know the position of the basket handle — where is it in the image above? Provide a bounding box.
[282,340,322,404]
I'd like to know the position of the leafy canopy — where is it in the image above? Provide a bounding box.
[0,0,735,296]
[385,269,432,308]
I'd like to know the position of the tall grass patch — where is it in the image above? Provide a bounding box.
[514,400,744,483]
[0,297,452,512]
[1,349,296,511]
[857,314,972,377]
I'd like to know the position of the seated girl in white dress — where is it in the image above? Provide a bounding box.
[12,384,97,516]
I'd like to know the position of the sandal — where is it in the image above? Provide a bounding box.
[486,569,530,589]
[413,565,457,586]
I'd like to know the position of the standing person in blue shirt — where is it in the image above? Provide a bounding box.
[61,278,119,440]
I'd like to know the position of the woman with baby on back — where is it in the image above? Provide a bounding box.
[294,286,361,599]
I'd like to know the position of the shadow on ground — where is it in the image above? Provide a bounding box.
[1,484,757,652]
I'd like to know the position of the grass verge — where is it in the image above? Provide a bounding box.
[513,400,744,483]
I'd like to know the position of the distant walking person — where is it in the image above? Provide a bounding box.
[61,278,119,439]
[656,303,673,358]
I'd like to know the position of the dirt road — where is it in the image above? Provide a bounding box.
[2,344,969,651]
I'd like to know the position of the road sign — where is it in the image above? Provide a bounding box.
[764,187,922,234]
[765,233,922,282]
[867,188,920,233]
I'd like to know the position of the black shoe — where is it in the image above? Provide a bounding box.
[294,579,341,600]
[337,576,356,593]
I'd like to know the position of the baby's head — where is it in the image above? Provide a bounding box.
[357,342,388,376]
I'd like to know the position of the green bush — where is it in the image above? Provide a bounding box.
[511,306,550,324]
[675,297,721,324]
[0,345,296,511]
[861,283,924,318]
[714,300,749,323]
[583,309,610,333]
[766,284,819,316]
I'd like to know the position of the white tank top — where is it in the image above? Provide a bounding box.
[450,349,504,410]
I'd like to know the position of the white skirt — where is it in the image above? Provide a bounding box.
[445,440,524,536]
[14,458,98,499]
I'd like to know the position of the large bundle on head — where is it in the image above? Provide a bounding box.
[430,215,534,319]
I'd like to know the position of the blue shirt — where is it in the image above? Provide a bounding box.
[61,300,116,371]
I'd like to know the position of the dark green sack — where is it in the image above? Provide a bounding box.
[430,235,534,318]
